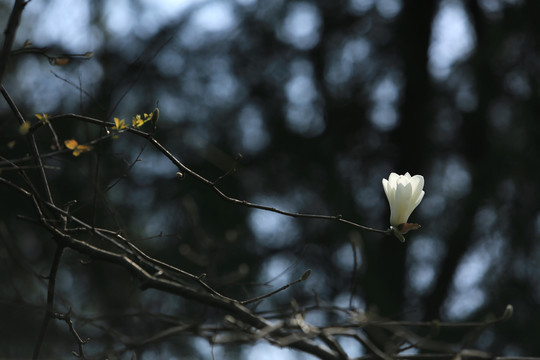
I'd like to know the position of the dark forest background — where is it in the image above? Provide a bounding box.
[1,0,540,358]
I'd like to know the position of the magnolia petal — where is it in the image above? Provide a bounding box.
[382,178,391,200]
[382,178,389,193]
[412,190,425,209]
[388,172,399,186]
[408,175,424,210]
[392,181,412,225]
[409,175,424,200]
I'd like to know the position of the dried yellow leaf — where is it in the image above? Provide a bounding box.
[64,139,92,156]
[64,139,79,150]
[77,144,92,153]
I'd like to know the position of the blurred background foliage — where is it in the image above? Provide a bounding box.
[1,0,540,358]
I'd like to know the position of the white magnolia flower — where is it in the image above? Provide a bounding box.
[382,172,425,227]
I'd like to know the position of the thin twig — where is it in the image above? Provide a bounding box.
[241,269,312,305]
[102,147,145,193]
[50,71,104,112]
[1,85,54,203]
[33,245,65,359]
[0,164,60,171]
[54,310,90,358]
[107,35,173,120]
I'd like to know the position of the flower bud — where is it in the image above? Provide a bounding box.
[382,172,425,227]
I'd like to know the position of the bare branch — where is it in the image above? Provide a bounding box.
[0,0,28,83]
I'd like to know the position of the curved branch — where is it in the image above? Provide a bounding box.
[36,113,390,235]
